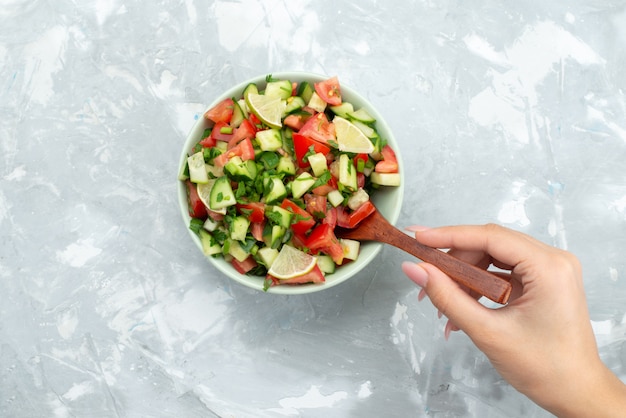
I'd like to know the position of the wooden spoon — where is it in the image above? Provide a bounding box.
[335,208,512,304]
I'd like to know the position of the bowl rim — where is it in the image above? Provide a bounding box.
[177,71,404,294]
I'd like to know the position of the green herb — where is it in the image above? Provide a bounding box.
[259,151,280,170]
[189,218,204,235]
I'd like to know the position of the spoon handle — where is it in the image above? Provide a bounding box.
[382,227,511,304]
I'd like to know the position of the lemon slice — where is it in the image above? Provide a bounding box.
[334,116,375,154]
[246,93,286,129]
[196,181,226,214]
[267,245,317,280]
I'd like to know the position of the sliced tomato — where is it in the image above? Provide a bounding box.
[322,206,337,229]
[199,132,217,148]
[284,113,311,131]
[298,112,336,145]
[210,121,235,142]
[267,264,325,286]
[229,119,256,149]
[304,194,327,219]
[204,98,234,124]
[231,255,258,274]
[306,223,339,251]
[213,137,255,167]
[207,208,225,222]
[248,112,262,127]
[251,221,265,241]
[375,144,399,173]
[185,180,207,219]
[337,200,375,229]
[292,133,331,168]
[280,199,315,235]
[314,76,342,106]
[237,202,266,223]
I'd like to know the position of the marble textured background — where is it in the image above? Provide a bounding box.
[1,0,626,416]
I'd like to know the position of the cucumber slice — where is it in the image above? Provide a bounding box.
[226,238,249,262]
[340,238,360,261]
[297,81,314,103]
[242,83,259,101]
[264,177,287,204]
[255,128,283,151]
[270,225,286,249]
[291,172,316,199]
[257,247,279,268]
[327,189,344,207]
[265,79,293,99]
[338,154,357,192]
[352,120,376,138]
[187,151,209,184]
[285,96,305,114]
[230,99,246,128]
[199,230,222,256]
[267,205,293,228]
[316,255,336,274]
[307,152,328,177]
[229,215,250,242]
[329,102,354,118]
[370,172,401,186]
[209,176,236,210]
[347,108,376,124]
[225,156,257,181]
[276,156,296,175]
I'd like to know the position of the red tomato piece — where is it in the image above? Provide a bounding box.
[185,180,207,219]
[267,265,325,285]
[298,112,336,145]
[250,221,265,241]
[280,199,316,235]
[314,76,342,106]
[199,133,217,148]
[204,98,234,124]
[229,119,257,149]
[237,202,266,223]
[323,206,337,229]
[210,121,235,142]
[306,223,339,251]
[284,113,311,131]
[213,138,255,167]
[231,255,258,274]
[375,145,399,173]
[337,200,376,229]
[304,194,327,219]
[292,133,331,168]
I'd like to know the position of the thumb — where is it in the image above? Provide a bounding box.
[402,261,492,336]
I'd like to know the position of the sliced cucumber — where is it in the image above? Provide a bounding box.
[285,96,305,114]
[340,238,360,261]
[229,215,250,242]
[329,102,354,118]
[352,120,376,138]
[267,205,293,228]
[297,81,314,103]
[265,79,292,99]
[230,99,246,128]
[199,229,222,256]
[264,177,287,204]
[370,172,401,186]
[187,151,209,184]
[243,83,259,101]
[209,176,236,210]
[338,154,357,192]
[347,108,376,124]
[347,188,370,210]
[225,156,257,181]
[291,172,317,199]
[270,225,286,249]
[316,255,336,274]
[226,238,250,262]
[276,155,296,175]
[257,246,279,268]
[307,152,328,177]
[255,128,283,151]
[327,189,345,207]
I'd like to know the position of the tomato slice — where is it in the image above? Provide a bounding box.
[231,255,258,274]
[292,133,331,168]
[280,199,315,235]
[375,144,399,173]
[204,98,234,124]
[304,194,327,219]
[210,121,235,142]
[314,76,342,106]
[298,112,336,145]
[250,221,265,241]
[266,264,325,285]
[284,113,310,131]
[305,224,343,264]
[229,119,257,149]
[337,201,375,229]
[237,202,266,223]
[213,137,255,167]
[199,133,217,148]
[185,180,207,219]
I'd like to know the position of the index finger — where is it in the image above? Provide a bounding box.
[411,224,552,269]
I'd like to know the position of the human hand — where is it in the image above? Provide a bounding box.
[401,224,626,417]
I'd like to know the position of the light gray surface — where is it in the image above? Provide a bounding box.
[2,1,625,417]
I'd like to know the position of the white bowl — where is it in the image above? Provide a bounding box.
[177,71,404,294]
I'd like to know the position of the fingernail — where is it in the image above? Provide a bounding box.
[437,310,443,319]
[405,225,431,232]
[401,262,429,288]
[444,321,453,341]
[417,288,427,301]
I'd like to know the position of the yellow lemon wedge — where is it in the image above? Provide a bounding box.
[267,244,317,280]
[334,116,375,154]
[246,93,286,129]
